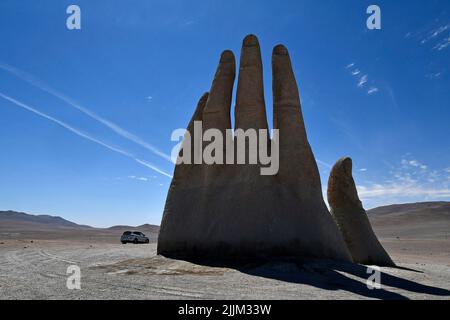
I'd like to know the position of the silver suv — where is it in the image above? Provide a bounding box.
[120,231,150,244]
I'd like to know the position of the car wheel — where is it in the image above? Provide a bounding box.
[145,239,149,244]
[121,241,126,244]
[133,238,138,244]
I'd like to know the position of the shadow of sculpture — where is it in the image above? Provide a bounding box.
[240,261,450,300]
[175,257,450,300]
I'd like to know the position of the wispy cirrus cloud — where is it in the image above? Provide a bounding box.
[402,158,427,170]
[405,22,450,78]
[346,63,355,69]
[357,184,450,200]
[367,87,379,95]
[426,71,443,79]
[357,74,368,88]
[316,159,332,169]
[433,36,450,51]
[420,24,450,45]
[128,175,149,181]
[346,63,378,95]
[407,21,450,52]
[0,92,172,178]
[0,62,172,162]
[355,155,450,208]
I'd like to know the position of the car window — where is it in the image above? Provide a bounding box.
[123,231,131,235]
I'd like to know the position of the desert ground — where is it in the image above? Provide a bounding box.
[1,203,450,300]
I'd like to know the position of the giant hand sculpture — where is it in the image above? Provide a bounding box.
[158,35,352,262]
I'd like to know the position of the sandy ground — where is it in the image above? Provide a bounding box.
[1,234,450,300]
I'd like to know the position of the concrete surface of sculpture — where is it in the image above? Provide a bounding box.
[328,157,395,266]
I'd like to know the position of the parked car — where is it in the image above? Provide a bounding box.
[120,231,150,244]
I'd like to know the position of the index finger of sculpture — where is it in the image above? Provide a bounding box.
[203,50,236,132]
[187,92,209,133]
[235,35,268,130]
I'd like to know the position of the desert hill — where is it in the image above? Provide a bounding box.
[367,202,450,240]
[0,210,159,241]
[2,202,449,242]
[0,210,92,230]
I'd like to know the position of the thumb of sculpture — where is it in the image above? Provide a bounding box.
[327,157,395,266]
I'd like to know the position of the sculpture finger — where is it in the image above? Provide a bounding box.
[203,50,236,132]
[272,44,307,148]
[272,44,320,184]
[186,92,208,134]
[173,93,209,180]
[328,157,395,266]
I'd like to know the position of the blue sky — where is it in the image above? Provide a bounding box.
[1,0,449,227]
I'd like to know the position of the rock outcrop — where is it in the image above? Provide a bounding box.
[328,157,395,266]
[157,35,352,263]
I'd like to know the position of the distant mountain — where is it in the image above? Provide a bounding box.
[0,210,159,233]
[107,223,160,233]
[368,202,450,239]
[0,210,92,230]
[368,201,450,216]
[3,201,449,240]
